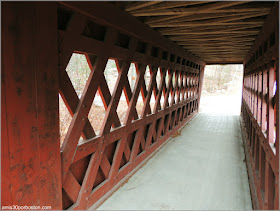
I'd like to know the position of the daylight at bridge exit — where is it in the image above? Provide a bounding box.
[1,1,279,210]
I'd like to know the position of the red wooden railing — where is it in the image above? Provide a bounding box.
[57,2,205,209]
[241,3,279,210]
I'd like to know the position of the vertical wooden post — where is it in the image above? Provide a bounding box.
[261,66,267,132]
[267,61,275,143]
[197,66,205,112]
[275,60,279,210]
[257,69,262,124]
[1,2,62,209]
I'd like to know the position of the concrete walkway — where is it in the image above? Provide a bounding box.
[97,96,252,210]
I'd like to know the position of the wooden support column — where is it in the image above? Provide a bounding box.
[267,61,275,144]
[261,66,268,132]
[197,66,205,112]
[257,69,262,124]
[1,2,62,209]
[275,59,279,210]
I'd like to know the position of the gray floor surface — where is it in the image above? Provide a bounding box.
[96,96,252,210]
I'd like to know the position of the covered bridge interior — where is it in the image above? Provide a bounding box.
[1,1,279,210]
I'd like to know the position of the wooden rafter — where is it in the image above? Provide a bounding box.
[147,10,269,26]
[132,7,271,16]
[132,1,251,15]
[158,24,264,34]
[125,1,162,12]
[149,11,268,27]
[131,1,208,13]
[116,1,275,63]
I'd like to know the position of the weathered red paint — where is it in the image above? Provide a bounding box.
[2,1,278,211]
[55,2,205,209]
[241,2,279,210]
[1,2,62,209]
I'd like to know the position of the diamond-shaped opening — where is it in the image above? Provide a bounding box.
[116,90,129,126]
[178,73,181,88]
[190,75,193,86]
[180,91,183,102]
[87,90,106,136]
[183,74,186,87]
[136,91,145,119]
[144,65,151,91]
[66,53,91,98]
[165,70,170,89]
[104,59,119,95]
[156,68,161,90]
[175,91,179,104]
[150,90,157,114]
[172,72,176,89]
[160,91,165,110]
[59,94,73,147]
[127,63,137,92]
[168,91,172,107]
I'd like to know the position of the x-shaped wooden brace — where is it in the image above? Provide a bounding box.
[69,35,139,210]
[107,63,151,179]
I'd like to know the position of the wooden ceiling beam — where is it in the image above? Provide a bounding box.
[162,29,260,36]
[171,34,256,39]
[176,39,254,42]
[149,11,268,27]
[158,24,264,34]
[152,20,263,27]
[174,37,256,42]
[125,1,162,12]
[132,1,250,15]
[191,51,249,54]
[132,7,271,16]
[131,1,208,14]
[187,47,251,51]
[170,34,256,41]
[143,2,252,24]
[146,12,241,25]
[182,43,252,48]
[182,47,252,51]
[180,44,253,48]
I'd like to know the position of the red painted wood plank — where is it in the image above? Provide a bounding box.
[1,63,13,206]
[63,171,81,203]
[34,3,62,209]
[2,3,62,209]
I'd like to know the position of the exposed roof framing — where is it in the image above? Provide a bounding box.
[112,1,275,64]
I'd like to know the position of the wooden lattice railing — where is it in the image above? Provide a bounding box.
[57,3,205,209]
[241,3,279,210]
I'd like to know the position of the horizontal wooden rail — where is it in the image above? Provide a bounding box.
[57,3,206,210]
[241,2,279,210]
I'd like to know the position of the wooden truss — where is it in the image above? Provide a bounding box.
[241,3,279,210]
[57,2,205,209]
